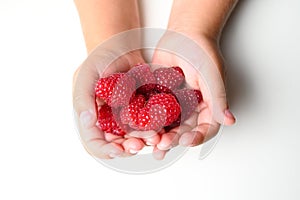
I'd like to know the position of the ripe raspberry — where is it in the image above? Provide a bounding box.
[136,93,181,131]
[137,106,167,130]
[154,66,185,93]
[95,64,200,135]
[165,89,202,131]
[128,63,156,94]
[193,90,203,103]
[97,104,128,136]
[172,66,185,77]
[120,94,146,126]
[95,73,136,107]
[174,89,202,121]
[95,73,122,102]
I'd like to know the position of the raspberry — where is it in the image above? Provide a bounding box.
[95,64,201,135]
[136,93,181,131]
[137,106,167,130]
[174,89,202,121]
[164,89,202,131]
[172,66,185,77]
[120,94,146,126]
[95,73,121,102]
[128,63,156,94]
[95,73,136,107]
[120,93,181,131]
[154,66,185,93]
[97,104,128,136]
[193,90,203,103]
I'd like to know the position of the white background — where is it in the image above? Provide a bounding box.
[0,0,300,199]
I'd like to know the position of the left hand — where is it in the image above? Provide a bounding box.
[150,31,236,159]
[73,48,148,159]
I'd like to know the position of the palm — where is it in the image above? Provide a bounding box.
[73,49,147,159]
[153,53,218,136]
[150,35,234,159]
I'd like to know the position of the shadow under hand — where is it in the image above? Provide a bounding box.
[220,0,253,114]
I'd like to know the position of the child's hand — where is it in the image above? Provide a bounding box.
[73,49,148,159]
[151,32,236,159]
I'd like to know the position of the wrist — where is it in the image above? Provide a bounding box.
[168,21,221,45]
[168,0,238,42]
[167,23,220,50]
[75,0,141,53]
[163,27,224,79]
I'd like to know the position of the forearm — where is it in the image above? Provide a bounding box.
[74,0,141,53]
[168,0,238,41]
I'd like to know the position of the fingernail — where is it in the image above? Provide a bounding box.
[109,153,118,158]
[80,110,93,128]
[179,140,189,146]
[157,143,170,150]
[225,109,235,119]
[146,141,154,146]
[129,149,138,154]
[179,136,192,146]
[157,144,163,150]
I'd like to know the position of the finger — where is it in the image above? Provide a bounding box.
[127,130,157,139]
[157,132,179,151]
[179,131,204,147]
[198,66,236,126]
[144,134,161,146]
[104,132,123,142]
[122,138,145,154]
[91,142,124,159]
[152,146,169,160]
[73,65,98,129]
[78,123,124,159]
[155,119,195,150]
[112,138,126,144]
[224,109,236,125]
[179,122,220,146]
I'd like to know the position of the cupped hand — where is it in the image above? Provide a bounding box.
[151,31,236,159]
[73,48,148,159]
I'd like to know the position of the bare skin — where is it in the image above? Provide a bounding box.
[151,0,238,159]
[73,0,238,160]
[73,0,146,159]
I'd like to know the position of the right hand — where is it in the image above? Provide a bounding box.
[73,48,148,159]
[151,31,236,159]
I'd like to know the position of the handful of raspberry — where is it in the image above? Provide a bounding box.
[95,64,202,136]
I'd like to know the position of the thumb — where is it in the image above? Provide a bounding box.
[208,84,236,126]
[73,64,98,129]
[200,62,236,126]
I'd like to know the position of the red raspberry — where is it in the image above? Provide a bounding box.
[97,104,128,136]
[154,66,185,93]
[137,106,167,130]
[95,73,136,107]
[120,93,181,131]
[194,90,203,103]
[136,93,181,131]
[165,89,202,131]
[120,94,146,126]
[95,73,121,102]
[95,64,199,135]
[128,63,156,94]
[174,89,202,120]
[172,66,185,77]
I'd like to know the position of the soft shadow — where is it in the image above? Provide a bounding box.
[220,0,252,112]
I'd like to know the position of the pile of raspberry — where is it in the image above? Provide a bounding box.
[95,64,202,136]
